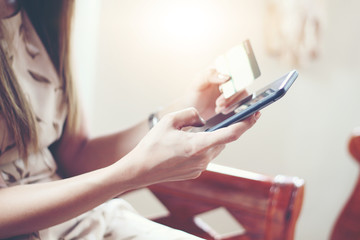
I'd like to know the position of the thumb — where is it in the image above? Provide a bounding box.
[200,112,260,147]
[196,68,231,91]
[170,108,205,130]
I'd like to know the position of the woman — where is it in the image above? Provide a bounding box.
[0,0,260,239]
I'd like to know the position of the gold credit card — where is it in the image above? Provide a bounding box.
[216,39,261,98]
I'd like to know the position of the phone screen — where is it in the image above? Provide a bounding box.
[198,89,275,132]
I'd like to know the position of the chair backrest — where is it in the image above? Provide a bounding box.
[331,128,360,240]
[149,163,305,240]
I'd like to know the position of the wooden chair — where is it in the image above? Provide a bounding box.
[331,128,360,240]
[148,163,305,240]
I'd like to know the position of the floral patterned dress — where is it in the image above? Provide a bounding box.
[0,8,201,240]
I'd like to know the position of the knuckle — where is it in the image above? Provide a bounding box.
[246,117,255,127]
[190,170,203,179]
[199,156,211,169]
[247,114,258,126]
[227,132,239,142]
[201,68,216,83]
[207,68,217,77]
[186,108,201,125]
[163,113,175,124]
[183,143,195,157]
[188,107,199,117]
[194,171,202,179]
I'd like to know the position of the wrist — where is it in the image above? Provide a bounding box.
[111,151,153,190]
[105,159,142,195]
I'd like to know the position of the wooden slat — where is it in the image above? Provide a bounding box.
[331,128,360,240]
[149,163,304,240]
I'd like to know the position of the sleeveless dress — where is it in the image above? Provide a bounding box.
[0,9,202,240]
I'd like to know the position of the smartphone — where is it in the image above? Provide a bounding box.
[216,39,261,98]
[193,70,298,132]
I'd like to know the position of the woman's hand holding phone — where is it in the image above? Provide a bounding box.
[119,107,259,188]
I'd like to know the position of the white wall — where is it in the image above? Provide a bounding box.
[70,0,101,127]
[75,0,360,239]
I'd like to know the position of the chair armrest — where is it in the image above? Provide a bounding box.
[148,163,305,240]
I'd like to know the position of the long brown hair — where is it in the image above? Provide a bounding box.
[0,0,78,158]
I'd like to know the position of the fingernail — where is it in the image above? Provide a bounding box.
[218,74,230,81]
[254,112,261,121]
[216,97,226,106]
[215,106,222,114]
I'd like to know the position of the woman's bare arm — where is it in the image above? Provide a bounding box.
[1,108,259,238]
[0,158,137,238]
[51,112,151,177]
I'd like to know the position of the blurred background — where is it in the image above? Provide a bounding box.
[71,0,360,239]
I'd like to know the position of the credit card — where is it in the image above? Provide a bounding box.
[216,39,261,98]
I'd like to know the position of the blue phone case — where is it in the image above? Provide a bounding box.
[195,70,298,132]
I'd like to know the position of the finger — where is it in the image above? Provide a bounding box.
[169,108,205,129]
[227,89,250,103]
[196,112,261,147]
[197,68,231,91]
[195,144,226,170]
[216,89,249,111]
[213,73,231,84]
